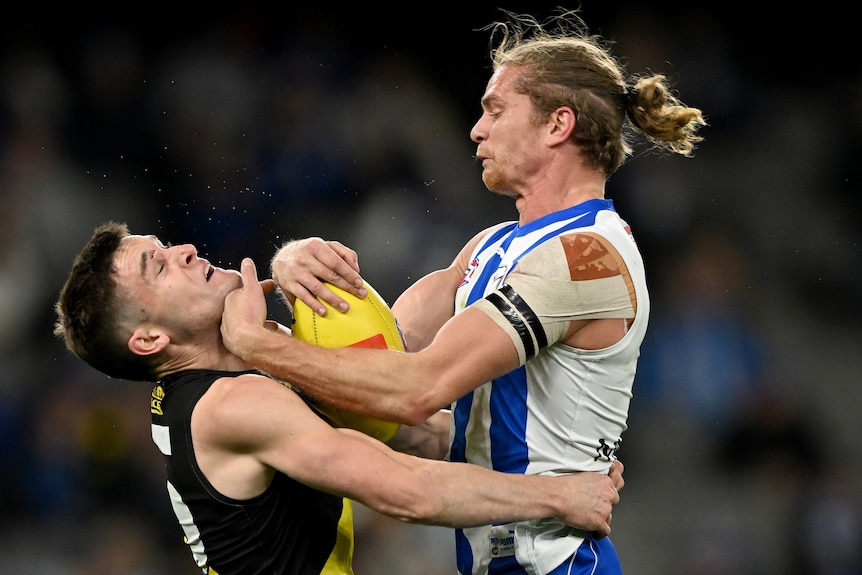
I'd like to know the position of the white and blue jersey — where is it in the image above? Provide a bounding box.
[450,199,649,575]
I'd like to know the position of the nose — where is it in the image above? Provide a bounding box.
[170,243,198,265]
[470,115,486,143]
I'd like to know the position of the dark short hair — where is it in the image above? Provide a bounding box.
[55,221,157,381]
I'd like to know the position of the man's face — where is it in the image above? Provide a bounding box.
[113,234,241,340]
[470,65,547,197]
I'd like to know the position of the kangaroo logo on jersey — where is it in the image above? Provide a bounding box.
[594,437,621,462]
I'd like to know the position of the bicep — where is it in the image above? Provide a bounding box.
[393,229,489,352]
[199,375,431,506]
[416,306,521,405]
[281,426,422,501]
[214,378,418,499]
[392,269,459,351]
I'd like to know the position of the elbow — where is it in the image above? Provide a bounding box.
[393,353,457,426]
[387,471,451,526]
[401,410,435,428]
[392,499,445,526]
[399,394,446,427]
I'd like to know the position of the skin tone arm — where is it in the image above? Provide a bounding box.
[222,256,518,425]
[265,235,475,459]
[193,371,621,533]
[389,235,480,352]
[227,224,633,422]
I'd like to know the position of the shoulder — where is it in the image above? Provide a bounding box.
[448,222,517,277]
[195,373,312,447]
[205,372,291,404]
[477,221,517,247]
[463,221,517,257]
[516,231,631,282]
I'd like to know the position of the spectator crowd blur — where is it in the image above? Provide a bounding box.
[1,5,860,574]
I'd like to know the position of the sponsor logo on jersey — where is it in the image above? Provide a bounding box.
[489,524,517,557]
[460,256,480,287]
[151,385,165,416]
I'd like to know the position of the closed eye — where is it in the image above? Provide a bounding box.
[147,250,165,275]
[154,242,173,274]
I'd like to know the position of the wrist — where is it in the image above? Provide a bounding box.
[227,322,264,360]
[540,475,565,520]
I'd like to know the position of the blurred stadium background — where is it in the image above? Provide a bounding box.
[1,3,860,573]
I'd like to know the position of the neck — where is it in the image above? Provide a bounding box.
[156,343,253,379]
[511,156,606,224]
[515,184,605,224]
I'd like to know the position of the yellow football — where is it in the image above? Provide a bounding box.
[291,281,403,443]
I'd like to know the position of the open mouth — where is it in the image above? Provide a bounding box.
[205,264,214,281]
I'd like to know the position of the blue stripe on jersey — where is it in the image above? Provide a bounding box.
[468,535,622,575]
[489,555,522,573]
[490,366,530,473]
[450,390,473,464]
[548,536,622,575]
[455,529,473,574]
[517,198,612,235]
[466,223,518,306]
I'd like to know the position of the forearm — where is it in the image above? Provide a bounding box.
[401,461,615,534]
[430,465,564,528]
[235,324,433,424]
[359,459,550,528]
[221,258,513,426]
[317,430,615,534]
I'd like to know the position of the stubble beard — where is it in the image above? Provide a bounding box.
[482,168,517,199]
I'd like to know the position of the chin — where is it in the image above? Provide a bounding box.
[212,274,241,300]
[482,171,510,195]
[484,179,517,199]
[216,267,242,286]
[482,171,500,191]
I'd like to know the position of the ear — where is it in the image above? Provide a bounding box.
[546,106,576,146]
[128,326,170,357]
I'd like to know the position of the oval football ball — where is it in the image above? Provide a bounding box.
[291,281,403,443]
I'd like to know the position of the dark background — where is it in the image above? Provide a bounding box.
[1,3,860,574]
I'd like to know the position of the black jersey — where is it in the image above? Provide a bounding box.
[151,369,355,575]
